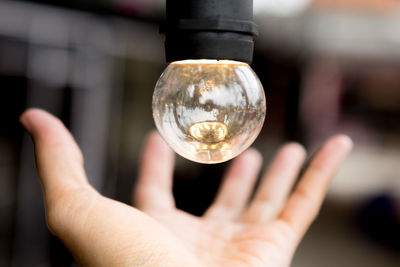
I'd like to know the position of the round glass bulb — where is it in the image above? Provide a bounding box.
[152,60,266,164]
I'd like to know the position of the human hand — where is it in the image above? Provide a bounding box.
[20,108,353,267]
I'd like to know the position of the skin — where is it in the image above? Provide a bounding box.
[20,108,353,267]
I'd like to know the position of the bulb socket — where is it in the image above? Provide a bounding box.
[163,0,258,64]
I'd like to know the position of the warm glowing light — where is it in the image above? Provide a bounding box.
[189,121,228,143]
[152,59,266,164]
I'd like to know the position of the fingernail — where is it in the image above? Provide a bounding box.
[337,135,353,151]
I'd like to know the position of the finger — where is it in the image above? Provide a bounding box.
[203,149,262,220]
[242,143,306,223]
[279,134,353,238]
[20,108,90,203]
[134,131,176,212]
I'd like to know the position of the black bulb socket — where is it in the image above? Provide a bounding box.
[162,0,258,64]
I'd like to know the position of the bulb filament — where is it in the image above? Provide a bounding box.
[189,121,228,143]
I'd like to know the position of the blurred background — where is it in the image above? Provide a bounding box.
[0,0,400,266]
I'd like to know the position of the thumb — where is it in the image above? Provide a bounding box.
[20,108,89,197]
[19,108,96,228]
[19,108,194,266]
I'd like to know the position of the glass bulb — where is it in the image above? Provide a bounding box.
[152,59,266,164]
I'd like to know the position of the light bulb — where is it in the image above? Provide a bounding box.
[152,59,266,164]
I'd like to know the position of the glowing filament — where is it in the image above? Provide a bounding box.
[189,121,228,143]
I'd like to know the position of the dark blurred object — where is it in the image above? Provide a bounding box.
[18,0,164,19]
[359,194,400,251]
[0,76,27,267]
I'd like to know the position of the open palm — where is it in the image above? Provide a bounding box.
[20,108,352,267]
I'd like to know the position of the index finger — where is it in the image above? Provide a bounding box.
[134,131,176,212]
